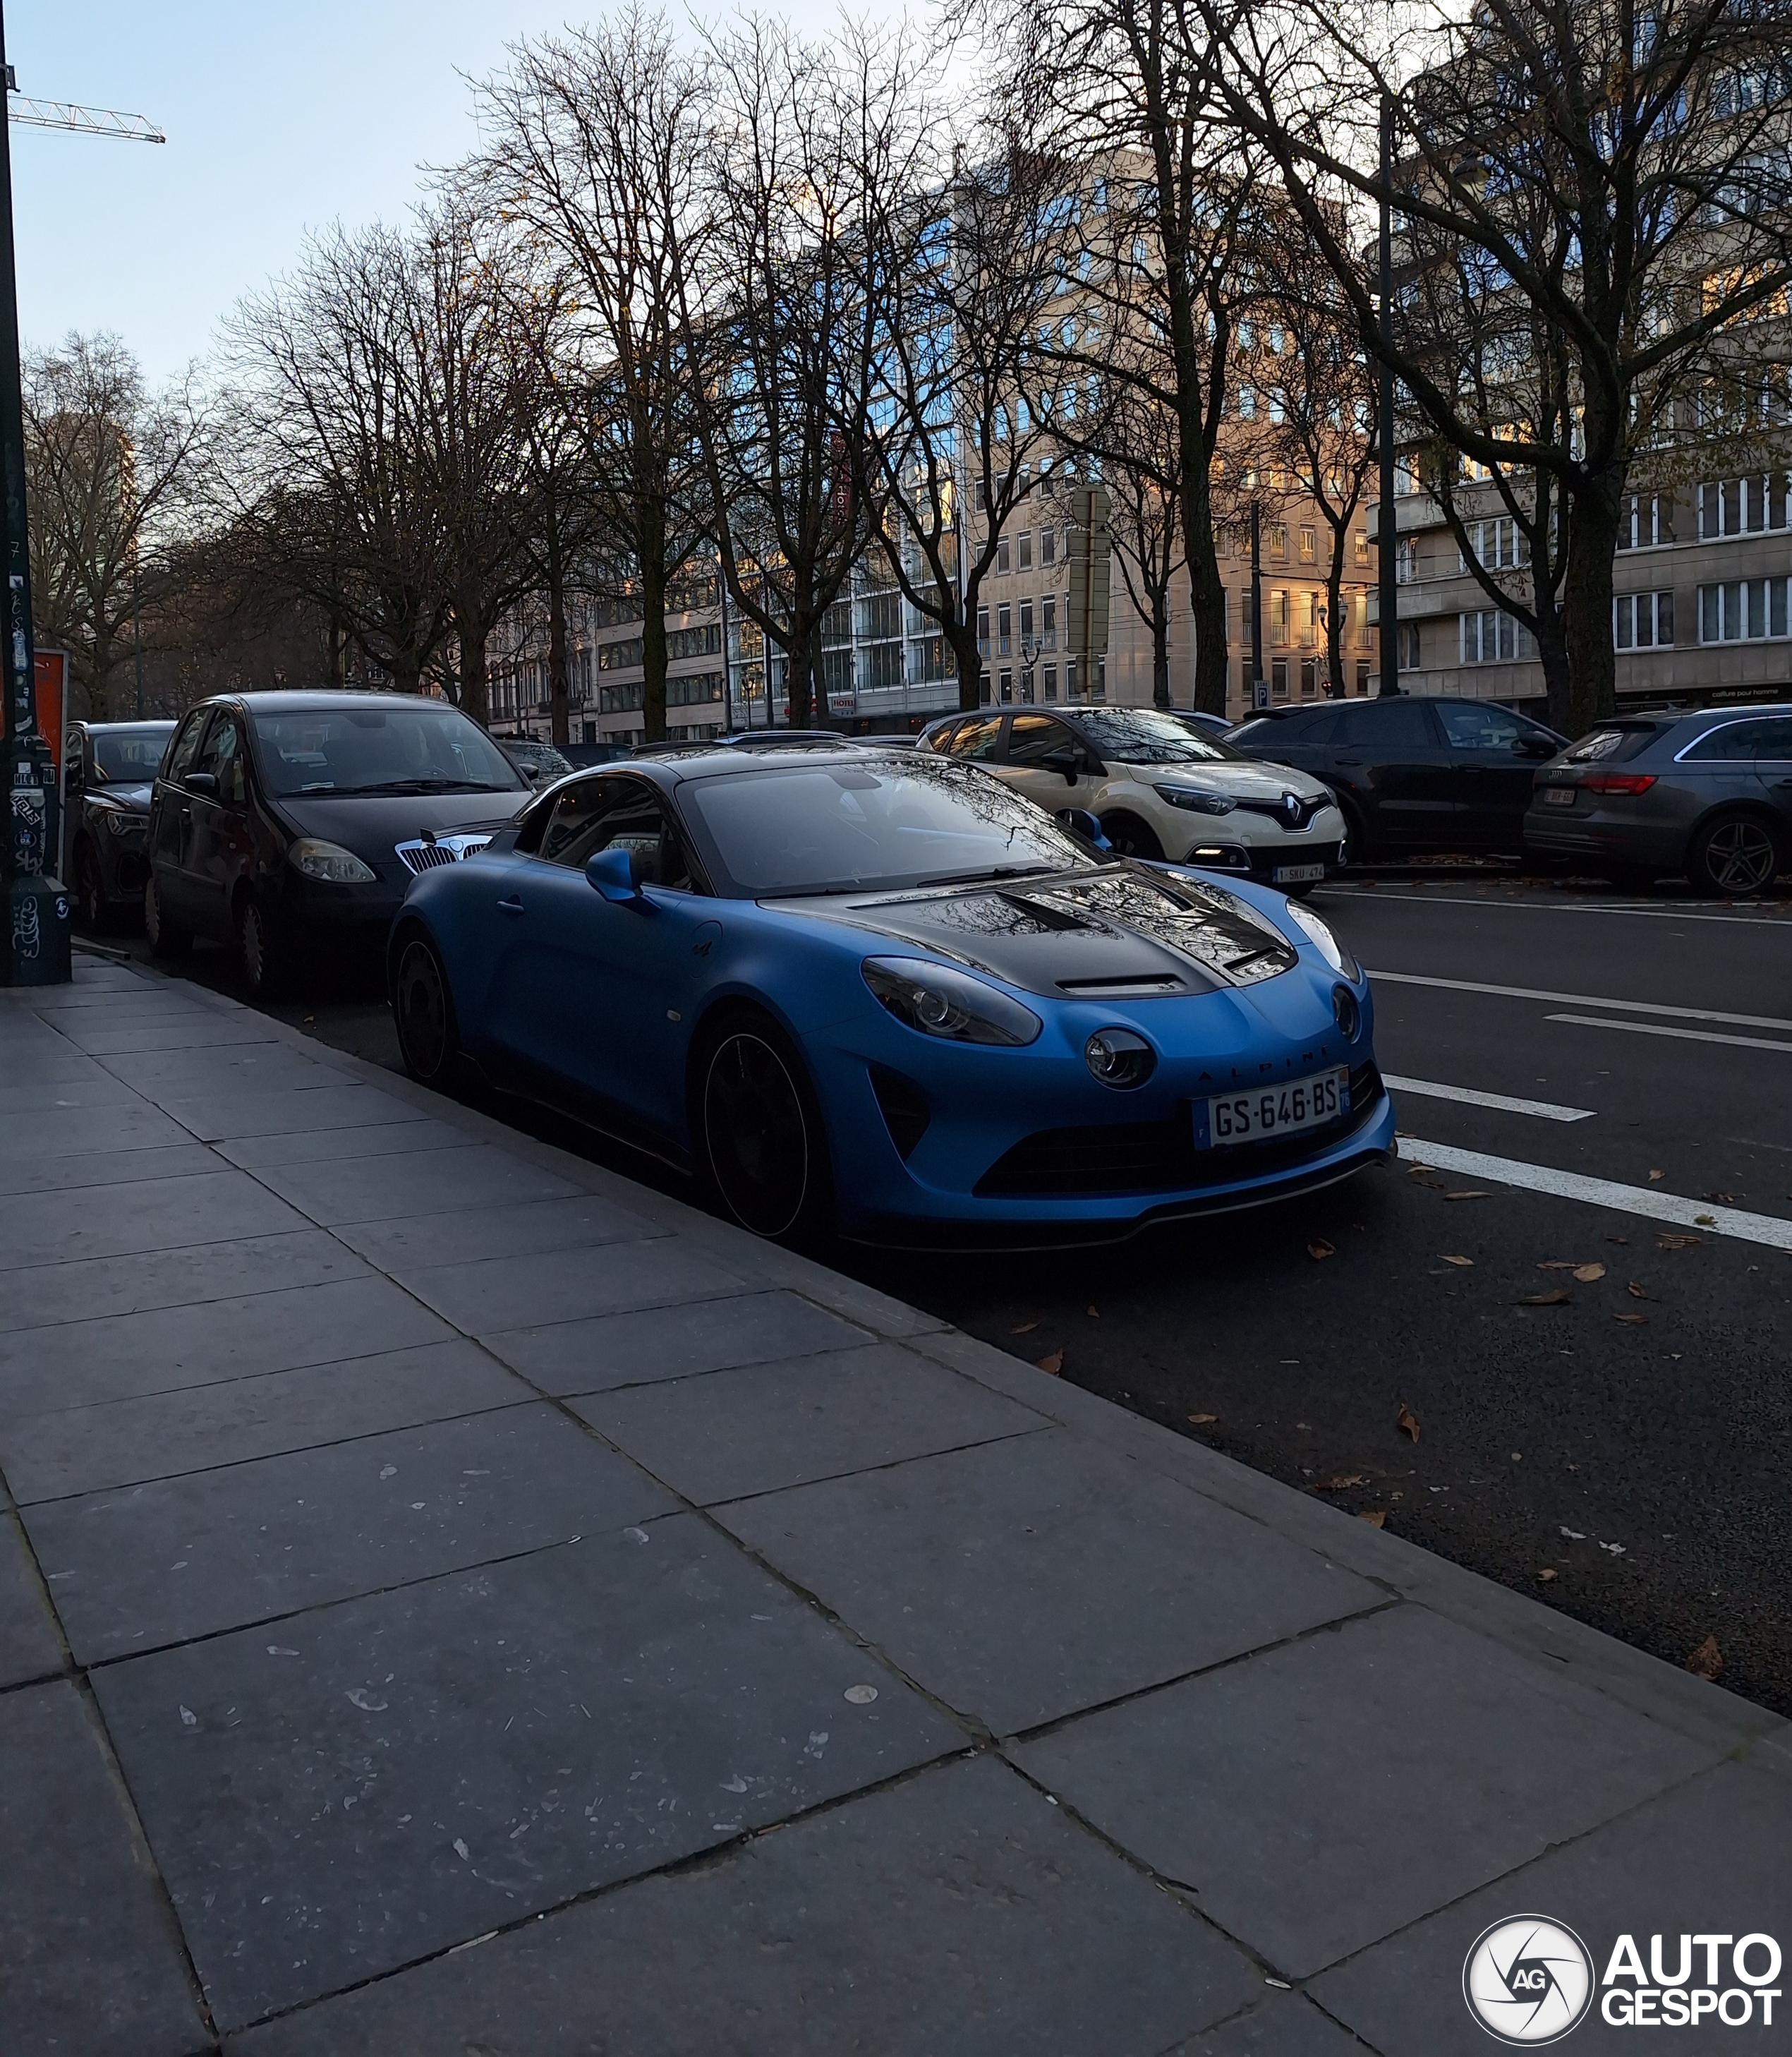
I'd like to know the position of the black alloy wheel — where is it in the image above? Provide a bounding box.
[144,876,192,958]
[1098,812,1164,861]
[392,933,460,1087]
[701,1024,828,1240]
[75,844,107,931]
[1687,813,1781,898]
[237,898,292,1000]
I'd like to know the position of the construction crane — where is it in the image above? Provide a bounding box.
[4,66,164,145]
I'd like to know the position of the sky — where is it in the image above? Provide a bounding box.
[6,0,856,384]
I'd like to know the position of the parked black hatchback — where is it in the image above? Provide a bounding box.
[144,692,531,996]
[1229,696,1564,857]
[63,720,176,929]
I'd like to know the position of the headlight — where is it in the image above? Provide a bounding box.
[861,957,1041,1046]
[1154,783,1235,814]
[1285,899,1359,980]
[289,838,377,885]
[1084,1027,1156,1088]
[100,808,145,838]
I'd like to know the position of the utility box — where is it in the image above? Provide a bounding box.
[1066,485,1111,661]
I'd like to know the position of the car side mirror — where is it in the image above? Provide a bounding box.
[586,844,645,903]
[1516,735,1554,759]
[1055,807,1111,852]
[183,770,218,797]
[1041,749,1082,785]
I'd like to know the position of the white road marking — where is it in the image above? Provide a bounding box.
[1369,968,1792,1034]
[1398,1137,1792,1251]
[1382,1075,1596,1121]
[1544,1013,1792,1055]
[1326,888,1792,930]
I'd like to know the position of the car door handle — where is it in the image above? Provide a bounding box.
[1333,756,1364,767]
[497,895,525,917]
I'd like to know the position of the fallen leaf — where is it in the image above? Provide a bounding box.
[1537,1260,1578,1270]
[1396,1403,1422,1443]
[1518,1288,1573,1306]
[1307,1239,1336,1260]
[1656,1233,1702,1251]
[1614,1311,1649,1325]
[1685,1634,1724,1682]
[1086,1305,1100,1317]
[1599,1540,1626,1555]
[1606,1236,1630,1245]
[1187,1411,1217,1425]
[1315,1472,1370,1492]
[1694,1213,1717,1226]
[1034,1352,1063,1376]
[1439,1253,1475,1267]
[1648,1169,1665,1182]
[1445,1190,1490,1201]
[1357,1509,1387,1528]
[1702,1191,1737,1205]
[1010,1320,1039,1334]
[1627,1281,1654,1299]
[1560,1526,1585,1539]
[1406,1162,1436,1177]
[1537,1568,1558,1584]
[1573,1262,1606,1283]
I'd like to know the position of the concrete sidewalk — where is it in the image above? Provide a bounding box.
[1,951,1787,2055]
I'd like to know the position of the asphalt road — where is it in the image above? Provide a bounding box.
[110,869,1792,1715]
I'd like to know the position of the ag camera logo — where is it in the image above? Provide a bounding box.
[1463,1917,1594,2044]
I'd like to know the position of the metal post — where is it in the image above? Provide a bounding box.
[717,555,734,735]
[0,0,71,984]
[133,558,144,718]
[1249,501,1264,710]
[1377,89,1401,697]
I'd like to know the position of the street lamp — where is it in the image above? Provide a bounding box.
[1376,87,1403,699]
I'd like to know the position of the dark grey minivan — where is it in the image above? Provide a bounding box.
[1525,704,1792,895]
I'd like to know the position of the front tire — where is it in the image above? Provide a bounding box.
[392,931,462,1087]
[75,843,108,932]
[1099,812,1164,861]
[1686,812,1781,898]
[698,1015,833,1241]
[144,875,192,958]
[237,898,296,1000]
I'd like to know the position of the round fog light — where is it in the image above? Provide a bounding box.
[1084,1027,1156,1089]
[1333,984,1361,1039]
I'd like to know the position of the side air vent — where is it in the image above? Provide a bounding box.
[869,1065,931,1161]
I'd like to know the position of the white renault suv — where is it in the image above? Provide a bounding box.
[924,706,1348,893]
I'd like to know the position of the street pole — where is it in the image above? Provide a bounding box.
[133,557,144,718]
[1376,88,1402,699]
[0,0,72,984]
[717,555,734,735]
[1249,500,1264,710]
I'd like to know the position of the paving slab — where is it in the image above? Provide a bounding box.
[0,1680,209,2057]
[0,1274,458,1417]
[0,1141,222,1199]
[157,1083,434,1142]
[0,1166,308,1272]
[1310,1754,1792,2053]
[0,1097,192,1157]
[1015,1603,1715,1979]
[0,1504,63,1687]
[97,1515,962,2029]
[0,1061,143,1107]
[718,1429,1382,1737]
[3,1339,523,1504]
[333,1189,666,1269]
[215,1116,483,1169]
[243,1142,587,1226]
[485,1287,873,1396]
[571,1341,1049,1506]
[0,1228,370,1334]
[104,1043,361,1098]
[1176,1992,1368,2054]
[395,1238,748,1335]
[30,1402,667,1661]
[63,1015,294,1055]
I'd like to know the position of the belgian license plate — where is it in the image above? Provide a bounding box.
[1196,1067,1350,1150]
[1544,786,1576,807]
[1273,862,1326,884]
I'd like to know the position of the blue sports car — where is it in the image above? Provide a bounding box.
[387,742,1394,1246]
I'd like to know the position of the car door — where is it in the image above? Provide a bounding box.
[149,709,210,921]
[937,712,1005,771]
[1745,718,1792,834]
[1435,701,1560,847]
[1000,711,1094,812]
[499,774,715,1145]
[1329,699,1461,847]
[186,711,256,936]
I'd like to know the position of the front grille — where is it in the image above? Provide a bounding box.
[394,833,494,876]
[869,1065,931,1160]
[974,1061,1383,1198]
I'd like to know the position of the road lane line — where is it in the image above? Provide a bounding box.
[1545,1013,1792,1055]
[1369,969,1792,1033]
[1382,1075,1595,1121]
[1328,890,1792,929]
[1397,1137,1792,1251]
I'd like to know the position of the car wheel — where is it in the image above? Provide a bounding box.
[392,931,461,1087]
[237,898,294,999]
[1335,800,1370,864]
[1098,812,1164,861]
[698,1015,833,1242]
[144,876,192,958]
[1686,813,1781,898]
[75,843,107,932]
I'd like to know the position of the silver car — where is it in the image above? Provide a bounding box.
[1525,703,1792,895]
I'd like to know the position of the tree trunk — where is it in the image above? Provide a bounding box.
[1325,549,1348,698]
[547,530,571,749]
[640,548,668,744]
[327,611,344,691]
[1151,608,1171,708]
[1561,482,1622,735]
[1182,477,1230,716]
[951,617,983,711]
[459,617,490,726]
[811,623,830,727]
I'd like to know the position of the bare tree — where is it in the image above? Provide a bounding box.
[24,332,211,720]
[473,8,709,744]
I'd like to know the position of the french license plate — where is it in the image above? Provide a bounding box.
[1273,862,1326,884]
[1195,1066,1350,1150]
[1544,786,1577,807]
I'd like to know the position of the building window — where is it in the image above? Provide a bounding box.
[1043,663,1058,700]
[1300,657,1317,696]
[1041,527,1057,568]
[997,535,1012,574]
[1238,385,1257,419]
[1019,596,1034,644]
[998,602,1012,655]
[1614,591,1675,649]
[1355,660,1372,694]
[1094,656,1107,701]
[1461,517,1527,570]
[979,669,992,704]
[1041,593,1057,647]
[1269,524,1288,557]
[1698,476,1791,540]
[1699,577,1791,642]
[1354,529,1369,566]
[1271,658,1289,696]
[977,605,990,656]
[1271,589,1290,644]
[1298,526,1316,562]
[1065,658,1079,699]
[1019,666,1036,703]
[1459,610,1534,663]
[1395,537,1417,583]
[1400,622,1422,669]
[1018,531,1033,571]
[999,667,1014,701]
[1618,494,1674,549]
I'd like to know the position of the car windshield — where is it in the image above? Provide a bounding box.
[89,725,174,783]
[1074,708,1244,764]
[511,742,573,776]
[248,704,526,797]
[679,755,1090,898]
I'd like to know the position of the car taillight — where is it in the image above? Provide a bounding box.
[1582,773,1658,796]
